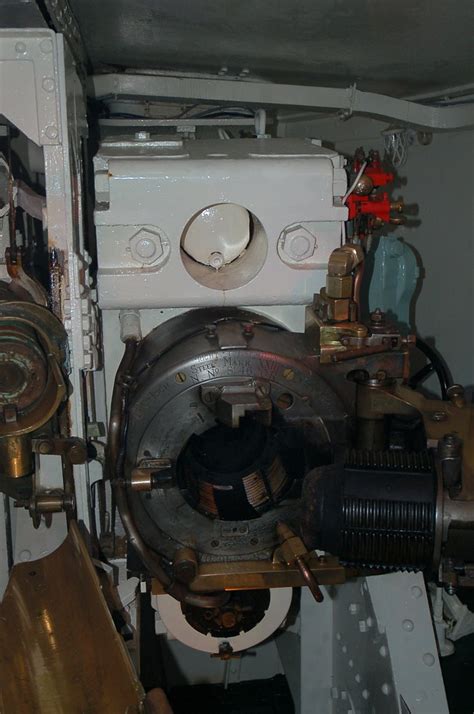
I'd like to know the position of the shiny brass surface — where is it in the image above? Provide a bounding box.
[0,522,144,713]
[326,274,353,299]
[327,244,364,276]
[305,306,368,362]
[316,288,352,322]
[0,433,32,477]
[152,555,346,594]
[129,458,173,491]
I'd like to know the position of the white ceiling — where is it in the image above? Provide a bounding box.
[68,0,474,97]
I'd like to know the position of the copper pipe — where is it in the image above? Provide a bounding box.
[108,339,229,608]
[353,259,364,318]
[296,556,324,603]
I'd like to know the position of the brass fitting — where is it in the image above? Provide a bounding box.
[277,522,324,603]
[327,244,364,277]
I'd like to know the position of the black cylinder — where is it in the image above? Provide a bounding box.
[301,451,438,571]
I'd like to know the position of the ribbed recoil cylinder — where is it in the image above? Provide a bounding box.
[301,451,438,571]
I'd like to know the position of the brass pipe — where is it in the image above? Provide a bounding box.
[353,259,364,319]
[108,339,229,609]
[295,555,324,603]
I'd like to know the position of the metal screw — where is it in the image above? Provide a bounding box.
[370,308,385,324]
[209,252,225,270]
[202,388,220,404]
[175,372,187,383]
[255,382,270,398]
[282,368,295,381]
[432,411,447,422]
[276,392,294,410]
[38,440,52,454]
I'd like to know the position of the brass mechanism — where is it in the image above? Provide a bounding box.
[0,287,67,479]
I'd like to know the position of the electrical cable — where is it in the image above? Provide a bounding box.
[343,161,367,203]
[412,337,452,400]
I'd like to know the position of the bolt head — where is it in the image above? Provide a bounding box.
[129,227,164,265]
[370,308,385,324]
[209,251,225,270]
[280,225,317,262]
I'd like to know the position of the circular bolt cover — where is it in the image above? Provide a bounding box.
[129,227,164,265]
[279,225,317,262]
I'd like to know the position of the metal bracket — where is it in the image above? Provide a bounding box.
[92,73,474,131]
[201,379,272,428]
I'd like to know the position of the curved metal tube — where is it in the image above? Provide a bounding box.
[296,555,324,603]
[414,337,451,400]
[108,338,229,608]
[353,259,365,319]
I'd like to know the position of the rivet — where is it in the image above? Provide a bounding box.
[362,689,370,700]
[402,619,414,632]
[381,683,392,696]
[18,549,31,561]
[359,620,367,632]
[39,38,53,54]
[366,616,374,627]
[342,645,347,653]
[15,41,27,54]
[411,585,423,599]
[423,652,435,666]
[348,602,360,615]
[42,77,55,92]
[415,690,427,702]
[355,673,361,683]
[379,645,388,658]
[45,125,58,140]
[348,659,354,668]
[336,632,342,641]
